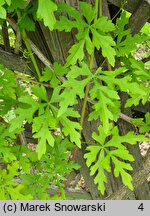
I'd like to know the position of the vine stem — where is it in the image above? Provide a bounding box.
[80,54,95,128]
[99,0,103,17]
[70,0,99,161]
[16,11,41,80]
[22,30,41,80]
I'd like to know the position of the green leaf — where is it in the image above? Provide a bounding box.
[8,184,33,200]
[32,85,49,102]
[110,149,134,161]
[0,64,17,100]
[35,124,55,159]
[53,62,69,76]
[66,40,85,66]
[112,157,133,190]
[57,3,83,24]
[58,64,91,116]
[37,0,57,30]
[94,167,107,195]
[130,58,150,80]
[19,15,35,31]
[59,111,81,148]
[96,67,148,108]
[84,146,101,167]
[9,95,39,132]
[7,0,26,12]
[85,35,94,55]
[92,16,115,32]
[33,109,57,159]
[91,28,116,66]
[139,112,150,133]
[5,0,11,5]
[105,127,149,147]
[66,62,92,79]
[54,16,78,32]
[40,67,53,82]
[40,66,61,88]
[92,125,110,145]
[85,149,109,195]
[85,125,148,194]
[116,34,148,57]
[114,11,148,57]
[0,5,6,19]
[115,11,129,44]
[89,81,120,133]
[80,2,95,24]
[0,126,17,162]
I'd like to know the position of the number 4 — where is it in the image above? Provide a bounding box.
[138,203,144,211]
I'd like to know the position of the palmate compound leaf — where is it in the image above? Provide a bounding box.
[116,34,148,57]
[58,63,92,116]
[37,0,57,30]
[84,125,149,194]
[89,80,120,133]
[120,58,150,107]
[56,2,116,66]
[96,68,149,108]
[32,108,57,159]
[114,11,148,57]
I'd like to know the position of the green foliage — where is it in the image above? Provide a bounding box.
[0,1,150,199]
[55,2,116,66]
[0,0,6,19]
[114,11,148,57]
[20,137,79,199]
[0,161,33,199]
[84,124,149,194]
[7,0,26,12]
[58,62,92,116]
[36,0,57,30]
[0,64,19,115]
[18,15,35,32]
[139,112,150,133]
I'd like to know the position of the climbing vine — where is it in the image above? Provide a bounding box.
[0,0,150,199]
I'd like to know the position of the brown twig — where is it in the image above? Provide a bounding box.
[2,20,11,52]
